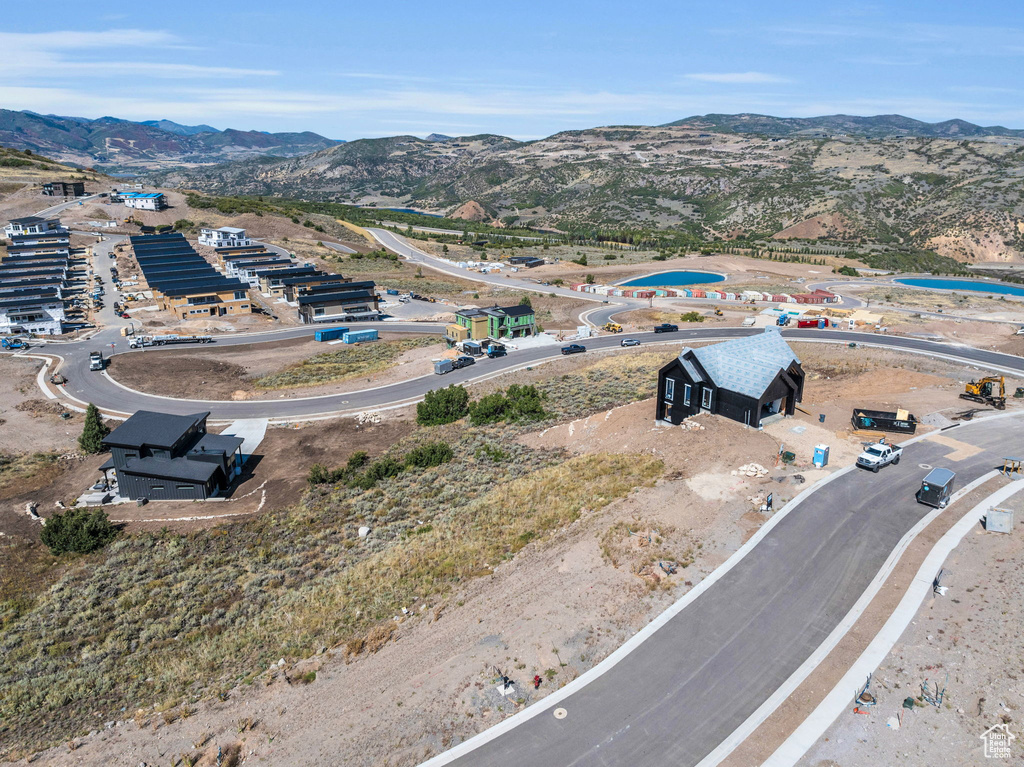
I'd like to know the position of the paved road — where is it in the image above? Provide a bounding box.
[432,414,1022,767]
[27,326,1024,420]
[35,193,104,219]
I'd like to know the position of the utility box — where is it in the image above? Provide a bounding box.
[813,444,830,468]
[343,329,378,344]
[986,507,1014,533]
[917,468,956,509]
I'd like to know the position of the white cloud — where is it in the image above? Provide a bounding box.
[683,72,791,84]
[0,29,275,80]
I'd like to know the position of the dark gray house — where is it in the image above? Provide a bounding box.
[99,411,244,501]
[656,330,804,428]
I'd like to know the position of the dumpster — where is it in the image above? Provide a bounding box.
[917,468,955,509]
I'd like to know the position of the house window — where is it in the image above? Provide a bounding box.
[314,307,325,316]
[176,485,194,491]
[701,387,713,409]
[234,291,247,300]
[151,485,165,491]
[683,384,691,406]
[665,379,675,401]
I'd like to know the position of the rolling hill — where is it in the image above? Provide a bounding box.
[155,119,1024,263]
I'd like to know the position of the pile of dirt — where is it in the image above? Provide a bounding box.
[449,200,488,221]
[14,399,67,417]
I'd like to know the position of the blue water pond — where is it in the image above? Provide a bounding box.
[895,278,1024,297]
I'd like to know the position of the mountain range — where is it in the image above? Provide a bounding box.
[153,117,1024,263]
[663,113,1024,139]
[0,110,342,171]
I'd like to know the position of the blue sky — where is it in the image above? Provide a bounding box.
[2,1,1023,139]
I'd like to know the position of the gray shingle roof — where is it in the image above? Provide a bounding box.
[688,330,799,400]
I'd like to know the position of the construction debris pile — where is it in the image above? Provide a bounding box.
[733,463,770,478]
[679,418,706,431]
[355,411,382,425]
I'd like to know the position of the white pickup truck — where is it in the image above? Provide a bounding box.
[856,442,903,472]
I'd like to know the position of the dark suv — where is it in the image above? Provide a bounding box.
[561,344,586,355]
[653,324,679,333]
[452,356,476,369]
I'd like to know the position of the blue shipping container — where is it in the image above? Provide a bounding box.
[386,289,400,295]
[343,329,378,344]
[314,326,349,342]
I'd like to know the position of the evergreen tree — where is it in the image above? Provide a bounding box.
[78,404,110,454]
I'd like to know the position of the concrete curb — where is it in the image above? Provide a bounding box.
[695,468,1003,767]
[763,477,1024,766]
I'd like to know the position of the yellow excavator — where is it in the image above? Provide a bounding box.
[960,376,1006,409]
[603,322,623,333]
[713,307,723,316]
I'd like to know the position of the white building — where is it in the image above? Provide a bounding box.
[199,226,252,248]
[0,294,65,335]
[3,216,65,239]
[120,192,168,211]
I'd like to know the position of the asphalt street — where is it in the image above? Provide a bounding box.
[433,414,1023,767]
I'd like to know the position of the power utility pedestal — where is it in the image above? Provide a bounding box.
[986,507,1014,534]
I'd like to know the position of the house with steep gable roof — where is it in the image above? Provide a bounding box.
[655,329,804,427]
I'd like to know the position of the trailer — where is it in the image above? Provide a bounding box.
[851,408,918,434]
[342,329,378,344]
[433,359,454,375]
[314,326,349,342]
[917,468,955,509]
[130,335,213,348]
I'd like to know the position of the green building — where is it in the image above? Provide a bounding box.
[448,304,536,341]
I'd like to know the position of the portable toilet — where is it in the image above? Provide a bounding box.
[812,444,830,468]
[917,468,955,509]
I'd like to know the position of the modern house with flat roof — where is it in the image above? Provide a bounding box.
[447,304,537,342]
[297,284,380,324]
[119,192,168,211]
[42,181,85,197]
[3,217,65,238]
[99,411,244,501]
[0,292,65,335]
[655,330,805,428]
[198,226,252,249]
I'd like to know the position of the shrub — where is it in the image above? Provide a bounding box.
[40,508,118,555]
[417,386,469,426]
[78,404,109,454]
[355,457,404,489]
[404,442,454,469]
[680,311,704,323]
[518,295,532,307]
[469,385,547,426]
[173,219,194,231]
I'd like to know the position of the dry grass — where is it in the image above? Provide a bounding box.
[254,337,440,389]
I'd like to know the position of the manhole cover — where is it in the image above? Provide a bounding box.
[919,463,932,470]
[553,708,567,720]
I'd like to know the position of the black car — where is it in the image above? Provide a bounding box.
[653,323,679,333]
[452,355,476,369]
[561,344,586,355]
[486,347,507,358]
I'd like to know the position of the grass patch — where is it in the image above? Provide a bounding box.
[537,352,672,420]
[254,337,440,389]
[0,452,59,495]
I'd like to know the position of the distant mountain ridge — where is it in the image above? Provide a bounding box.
[664,113,1024,138]
[139,119,219,136]
[0,109,343,171]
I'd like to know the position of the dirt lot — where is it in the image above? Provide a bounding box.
[106,333,447,400]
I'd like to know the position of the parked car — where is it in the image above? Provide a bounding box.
[620,338,641,347]
[486,346,507,358]
[561,344,586,355]
[653,323,679,334]
[452,356,476,369]
[120,312,131,319]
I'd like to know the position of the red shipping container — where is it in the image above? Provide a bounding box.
[691,289,705,298]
